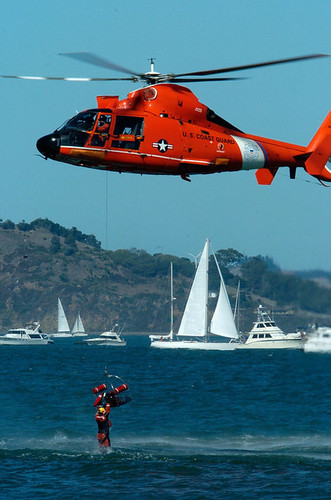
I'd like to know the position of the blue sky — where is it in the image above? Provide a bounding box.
[1,1,330,270]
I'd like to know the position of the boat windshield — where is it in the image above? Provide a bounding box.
[102,333,117,339]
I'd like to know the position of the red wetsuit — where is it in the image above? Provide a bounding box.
[95,404,112,447]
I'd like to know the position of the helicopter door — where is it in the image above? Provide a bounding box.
[111,116,144,150]
[90,114,112,147]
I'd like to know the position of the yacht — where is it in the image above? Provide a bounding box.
[304,327,331,353]
[0,322,54,345]
[83,327,126,346]
[236,305,303,349]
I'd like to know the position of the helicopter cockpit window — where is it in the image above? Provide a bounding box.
[57,111,98,147]
[111,116,144,150]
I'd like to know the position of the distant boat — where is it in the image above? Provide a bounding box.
[0,322,53,345]
[71,312,87,337]
[304,326,331,353]
[236,305,303,350]
[150,239,240,350]
[83,325,126,346]
[49,298,72,338]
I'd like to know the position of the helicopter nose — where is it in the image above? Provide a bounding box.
[36,133,60,158]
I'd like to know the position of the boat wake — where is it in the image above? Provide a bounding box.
[1,432,330,462]
[116,433,331,461]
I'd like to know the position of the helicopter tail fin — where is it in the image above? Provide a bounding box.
[304,111,331,182]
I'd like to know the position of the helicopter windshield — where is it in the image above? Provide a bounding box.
[58,111,98,133]
[56,110,112,148]
[56,110,98,147]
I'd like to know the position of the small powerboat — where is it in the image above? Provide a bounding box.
[83,327,126,346]
[237,305,303,349]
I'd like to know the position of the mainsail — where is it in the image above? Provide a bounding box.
[177,239,209,337]
[58,298,70,333]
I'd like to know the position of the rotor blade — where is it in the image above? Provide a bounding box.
[173,54,329,78]
[170,77,246,83]
[0,75,137,82]
[59,52,137,76]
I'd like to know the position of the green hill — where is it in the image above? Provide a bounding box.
[0,218,330,334]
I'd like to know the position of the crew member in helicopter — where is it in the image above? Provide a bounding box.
[95,404,112,448]
[91,116,110,146]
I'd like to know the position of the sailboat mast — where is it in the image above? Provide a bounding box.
[204,239,210,338]
[170,262,174,340]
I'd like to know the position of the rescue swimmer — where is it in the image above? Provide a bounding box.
[92,379,131,449]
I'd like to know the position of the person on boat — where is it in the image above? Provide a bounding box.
[95,405,112,448]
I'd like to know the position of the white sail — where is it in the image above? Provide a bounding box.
[72,313,85,335]
[58,298,70,333]
[177,239,209,337]
[209,275,239,339]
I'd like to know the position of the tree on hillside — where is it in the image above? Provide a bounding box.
[50,236,61,254]
[240,256,267,294]
[215,248,245,269]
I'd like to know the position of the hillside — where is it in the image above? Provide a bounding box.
[0,218,331,333]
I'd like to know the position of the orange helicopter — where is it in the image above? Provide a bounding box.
[7,52,330,184]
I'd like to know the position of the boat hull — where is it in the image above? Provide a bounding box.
[83,339,126,346]
[236,339,302,350]
[150,340,237,350]
[0,337,53,345]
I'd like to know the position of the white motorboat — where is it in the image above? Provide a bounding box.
[150,239,240,350]
[71,312,87,337]
[304,327,331,353]
[83,328,126,346]
[236,305,303,349]
[49,298,72,338]
[0,322,54,345]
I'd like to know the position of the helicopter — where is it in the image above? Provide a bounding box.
[4,52,330,184]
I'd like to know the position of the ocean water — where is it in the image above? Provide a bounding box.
[0,336,330,499]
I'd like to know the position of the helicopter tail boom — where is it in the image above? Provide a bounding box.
[304,111,331,182]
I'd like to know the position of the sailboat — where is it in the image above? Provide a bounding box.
[150,239,240,350]
[71,312,87,337]
[49,298,72,338]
